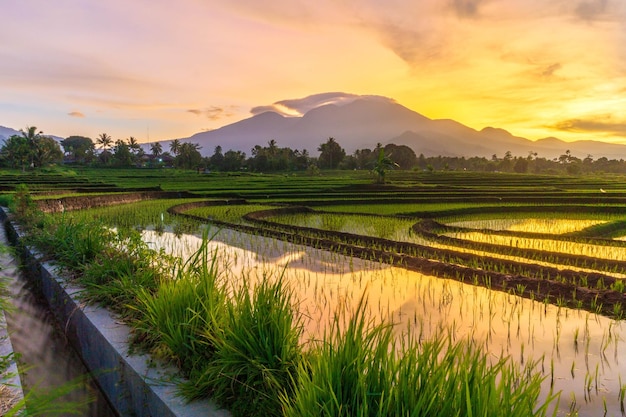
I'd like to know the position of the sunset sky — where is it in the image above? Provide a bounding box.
[2,0,625,145]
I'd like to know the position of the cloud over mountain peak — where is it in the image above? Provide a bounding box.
[250,92,395,117]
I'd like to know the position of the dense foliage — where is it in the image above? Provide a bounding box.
[0,127,63,170]
[6,126,626,175]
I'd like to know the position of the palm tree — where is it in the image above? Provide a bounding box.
[96,133,113,151]
[267,139,278,157]
[317,137,345,169]
[20,126,43,168]
[127,136,140,154]
[372,149,398,184]
[170,139,181,156]
[150,142,163,157]
[176,142,202,169]
[2,134,31,170]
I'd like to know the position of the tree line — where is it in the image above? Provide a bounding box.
[3,127,626,176]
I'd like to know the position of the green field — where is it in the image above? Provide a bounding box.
[3,167,626,417]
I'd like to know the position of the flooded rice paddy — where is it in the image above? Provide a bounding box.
[144,226,625,417]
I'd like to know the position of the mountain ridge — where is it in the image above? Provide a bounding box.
[174,95,626,160]
[4,94,626,160]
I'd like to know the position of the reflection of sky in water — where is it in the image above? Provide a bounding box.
[450,231,626,262]
[447,219,606,234]
[143,228,625,417]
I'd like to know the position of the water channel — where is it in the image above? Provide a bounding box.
[0,226,117,417]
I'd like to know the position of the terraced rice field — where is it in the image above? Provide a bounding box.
[8,168,626,416]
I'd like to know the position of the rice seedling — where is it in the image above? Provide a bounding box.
[568,392,579,416]
[270,212,418,241]
[450,230,626,264]
[448,218,606,234]
[619,375,625,413]
[54,198,206,230]
[612,279,625,293]
[184,204,277,224]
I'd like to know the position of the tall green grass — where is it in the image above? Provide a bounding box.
[194,275,303,416]
[134,234,227,377]
[284,296,395,416]
[26,217,113,271]
[78,229,172,317]
[135,241,304,417]
[284,296,559,417]
[25,216,175,319]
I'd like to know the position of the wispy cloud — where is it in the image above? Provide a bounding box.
[187,106,234,121]
[574,0,608,21]
[552,115,626,137]
[538,63,562,78]
[67,111,85,118]
[450,0,486,18]
[374,23,444,65]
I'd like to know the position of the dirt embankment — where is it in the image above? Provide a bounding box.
[36,191,197,213]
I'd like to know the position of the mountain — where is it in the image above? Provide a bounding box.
[183,96,432,156]
[169,95,626,160]
[186,111,299,153]
[0,126,21,141]
[6,95,624,160]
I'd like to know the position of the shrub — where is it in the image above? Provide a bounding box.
[9,185,43,229]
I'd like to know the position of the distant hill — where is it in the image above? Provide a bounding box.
[0,126,21,141]
[163,95,626,160]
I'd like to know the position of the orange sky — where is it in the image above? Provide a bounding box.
[2,0,625,145]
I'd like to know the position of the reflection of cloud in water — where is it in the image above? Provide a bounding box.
[145,227,380,274]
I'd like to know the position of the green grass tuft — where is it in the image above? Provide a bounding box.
[190,274,303,416]
[134,232,227,376]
